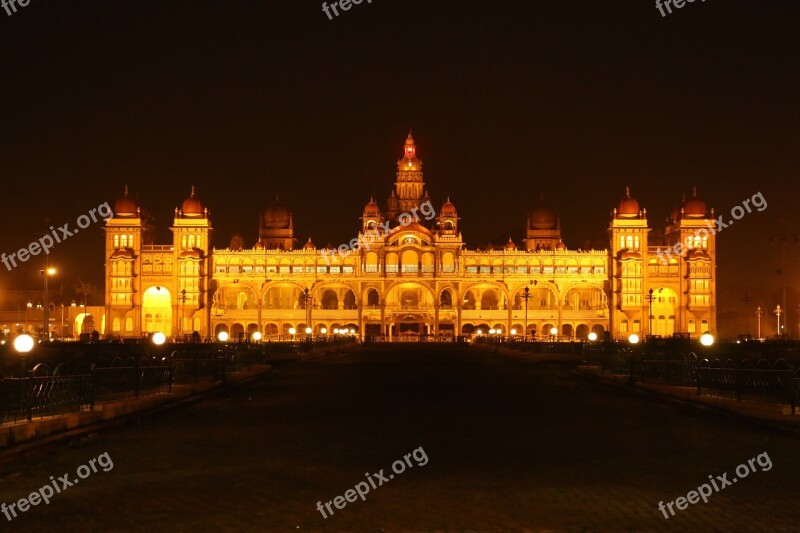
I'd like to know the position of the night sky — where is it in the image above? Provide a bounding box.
[1,0,798,335]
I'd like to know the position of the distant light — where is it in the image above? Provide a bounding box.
[489,329,496,335]
[496,328,502,335]
[550,327,558,336]
[14,334,34,354]
[320,327,327,335]
[305,327,312,335]
[349,328,355,335]
[629,334,640,344]
[289,328,297,336]
[588,332,598,342]
[152,332,166,345]
[252,332,262,341]
[510,329,517,336]
[700,332,715,346]
[47,267,56,276]
[218,331,229,342]
[333,328,340,334]
[476,329,483,335]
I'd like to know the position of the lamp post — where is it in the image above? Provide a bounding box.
[25,302,32,333]
[522,286,531,342]
[179,289,187,339]
[774,305,783,337]
[303,288,314,335]
[756,305,763,339]
[645,288,655,338]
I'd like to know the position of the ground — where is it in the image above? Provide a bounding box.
[0,344,798,532]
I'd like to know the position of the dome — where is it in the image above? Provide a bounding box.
[505,237,516,250]
[440,197,457,217]
[529,195,558,230]
[254,240,265,250]
[114,186,139,218]
[262,197,292,229]
[555,241,566,251]
[397,133,423,172]
[303,237,316,250]
[682,187,707,219]
[363,197,380,217]
[182,186,205,218]
[617,187,640,218]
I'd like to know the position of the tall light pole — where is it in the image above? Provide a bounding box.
[645,288,655,338]
[521,286,531,342]
[756,305,763,339]
[304,288,314,335]
[179,289,187,339]
[41,263,56,341]
[774,305,783,337]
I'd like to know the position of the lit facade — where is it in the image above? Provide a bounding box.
[103,134,717,340]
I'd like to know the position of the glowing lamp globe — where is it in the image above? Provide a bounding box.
[305,327,312,335]
[588,332,598,342]
[700,332,715,346]
[151,332,166,346]
[288,328,297,336]
[218,331,229,342]
[628,334,640,344]
[320,327,327,335]
[14,334,34,354]
[550,327,558,336]
[252,332,262,341]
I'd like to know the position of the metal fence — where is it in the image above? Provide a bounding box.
[586,352,800,413]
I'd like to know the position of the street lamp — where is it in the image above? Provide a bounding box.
[303,288,314,334]
[628,334,640,345]
[522,286,531,341]
[289,327,296,340]
[645,288,655,337]
[252,331,262,342]
[510,328,517,336]
[550,326,558,341]
[756,305,764,339]
[179,289,187,337]
[489,328,496,335]
[218,331,229,342]
[774,305,783,336]
[700,332,714,346]
[320,327,327,336]
[588,331,598,342]
[40,263,56,342]
[14,334,34,376]
[25,302,32,333]
[152,332,167,346]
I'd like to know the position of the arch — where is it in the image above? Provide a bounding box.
[401,250,419,273]
[576,324,590,338]
[366,288,380,307]
[462,290,476,310]
[562,324,573,337]
[480,289,500,310]
[231,323,245,340]
[564,286,606,311]
[461,323,475,334]
[321,289,338,310]
[214,323,228,336]
[441,252,456,273]
[142,286,172,334]
[343,290,357,310]
[440,289,453,308]
[264,323,279,336]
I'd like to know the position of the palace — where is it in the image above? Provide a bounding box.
[102,133,717,341]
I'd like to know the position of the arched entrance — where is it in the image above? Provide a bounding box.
[650,288,677,337]
[142,286,173,334]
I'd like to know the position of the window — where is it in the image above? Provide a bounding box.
[364,264,379,273]
[466,266,478,274]
[316,266,328,273]
[330,266,341,274]
[343,265,354,274]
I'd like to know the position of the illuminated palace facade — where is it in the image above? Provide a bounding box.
[103,134,717,341]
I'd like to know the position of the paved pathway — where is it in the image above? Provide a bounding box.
[0,344,798,531]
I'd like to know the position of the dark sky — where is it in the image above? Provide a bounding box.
[1,0,798,334]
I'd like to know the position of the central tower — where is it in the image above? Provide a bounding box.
[386,133,426,220]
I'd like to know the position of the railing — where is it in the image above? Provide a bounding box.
[584,352,799,413]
